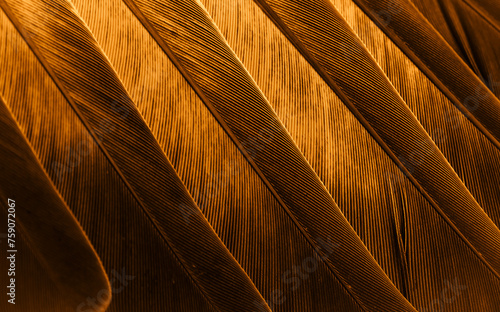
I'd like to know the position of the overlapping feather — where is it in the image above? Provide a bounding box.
[1,0,499,311]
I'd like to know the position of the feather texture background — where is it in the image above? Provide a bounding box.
[0,0,499,311]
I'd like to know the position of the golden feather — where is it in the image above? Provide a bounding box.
[0,0,499,311]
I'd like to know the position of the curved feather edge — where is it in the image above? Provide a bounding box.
[0,0,270,311]
[0,7,217,311]
[0,96,111,311]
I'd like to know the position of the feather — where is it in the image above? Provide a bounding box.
[255,0,500,278]
[1,0,500,311]
[332,0,500,228]
[0,96,110,311]
[69,1,367,311]
[0,0,269,311]
[201,0,500,310]
[352,0,500,143]
[409,0,500,97]
[73,0,418,310]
